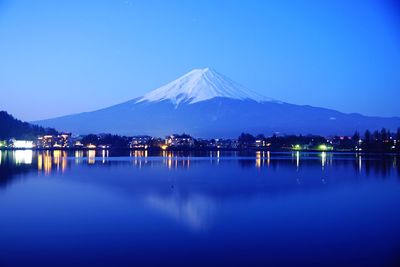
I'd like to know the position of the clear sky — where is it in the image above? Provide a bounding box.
[0,0,399,121]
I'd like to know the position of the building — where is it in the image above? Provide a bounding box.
[73,140,84,148]
[10,139,34,149]
[37,135,54,148]
[37,133,72,149]
[255,139,271,148]
[165,134,195,147]
[0,140,7,148]
[129,135,152,149]
[211,139,238,149]
[56,133,72,148]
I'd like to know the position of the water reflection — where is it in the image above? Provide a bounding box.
[1,150,400,181]
[146,194,215,230]
[1,150,400,267]
[88,150,96,164]
[13,150,33,165]
[43,151,52,175]
[1,150,400,233]
[102,149,109,163]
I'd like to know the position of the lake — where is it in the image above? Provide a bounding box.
[0,150,400,266]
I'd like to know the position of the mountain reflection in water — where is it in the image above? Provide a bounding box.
[1,150,400,266]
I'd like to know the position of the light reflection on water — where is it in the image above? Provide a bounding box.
[13,150,33,165]
[0,149,399,176]
[0,150,400,266]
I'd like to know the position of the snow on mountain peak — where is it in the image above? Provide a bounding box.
[136,68,277,106]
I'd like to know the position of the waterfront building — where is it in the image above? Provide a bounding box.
[36,133,71,149]
[129,135,152,149]
[165,134,195,147]
[73,140,84,148]
[10,139,34,149]
[0,140,7,148]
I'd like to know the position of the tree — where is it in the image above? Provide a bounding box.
[364,130,371,143]
[256,134,266,140]
[238,133,255,148]
[380,128,388,141]
[364,130,371,151]
[0,111,58,140]
[373,130,381,142]
[397,128,400,142]
[81,134,99,146]
[352,131,360,142]
[397,128,400,152]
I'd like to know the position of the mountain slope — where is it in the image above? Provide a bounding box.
[136,68,277,106]
[34,68,400,137]
[0,111,58,140]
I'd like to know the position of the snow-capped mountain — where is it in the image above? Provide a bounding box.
[34,68,400,137]
[136,68,277,106]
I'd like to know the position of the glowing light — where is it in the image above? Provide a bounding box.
[44,151,52,175]
[87,144,96,149]
[161,145,168,150]
[321,152,327,168]
[168,158,172,169]
[14,150,33,164]
[75,151,83,158]
[53,150,61,171]
[256,151,262,168]
[88,150,96,164]
[74,141,84,147]
[293,144,302,150]
[102,149,109,163]
[12,140,34,149]
[61,151,67,172]
[317,144,332,151]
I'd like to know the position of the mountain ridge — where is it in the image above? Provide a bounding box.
[34,68,400,137]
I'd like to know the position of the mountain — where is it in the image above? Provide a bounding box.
[136,67,276,106]
[0,111,58,140]
[34,68,400,138]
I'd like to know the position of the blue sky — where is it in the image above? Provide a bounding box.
[0,0,399,120]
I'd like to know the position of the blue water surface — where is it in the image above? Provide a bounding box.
[0,150,399,266]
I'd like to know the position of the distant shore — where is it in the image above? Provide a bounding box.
[1,147,399,155]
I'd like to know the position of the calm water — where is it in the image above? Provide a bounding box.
[0,150,400,267]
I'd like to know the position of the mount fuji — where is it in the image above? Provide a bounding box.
[35,68,400,137]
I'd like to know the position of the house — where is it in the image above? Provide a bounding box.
[130,135,152,149]
[165,134,195,147]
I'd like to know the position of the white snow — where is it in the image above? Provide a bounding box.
[136,68,279,106]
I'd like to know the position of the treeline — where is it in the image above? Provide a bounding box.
[0,111,58,140]
[237,133,327,149]
[81,134,130,148]
[77,129,400,152]
[360,128,400,153]
[237,129,400,153]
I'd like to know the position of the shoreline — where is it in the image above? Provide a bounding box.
[1,147,399,155]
